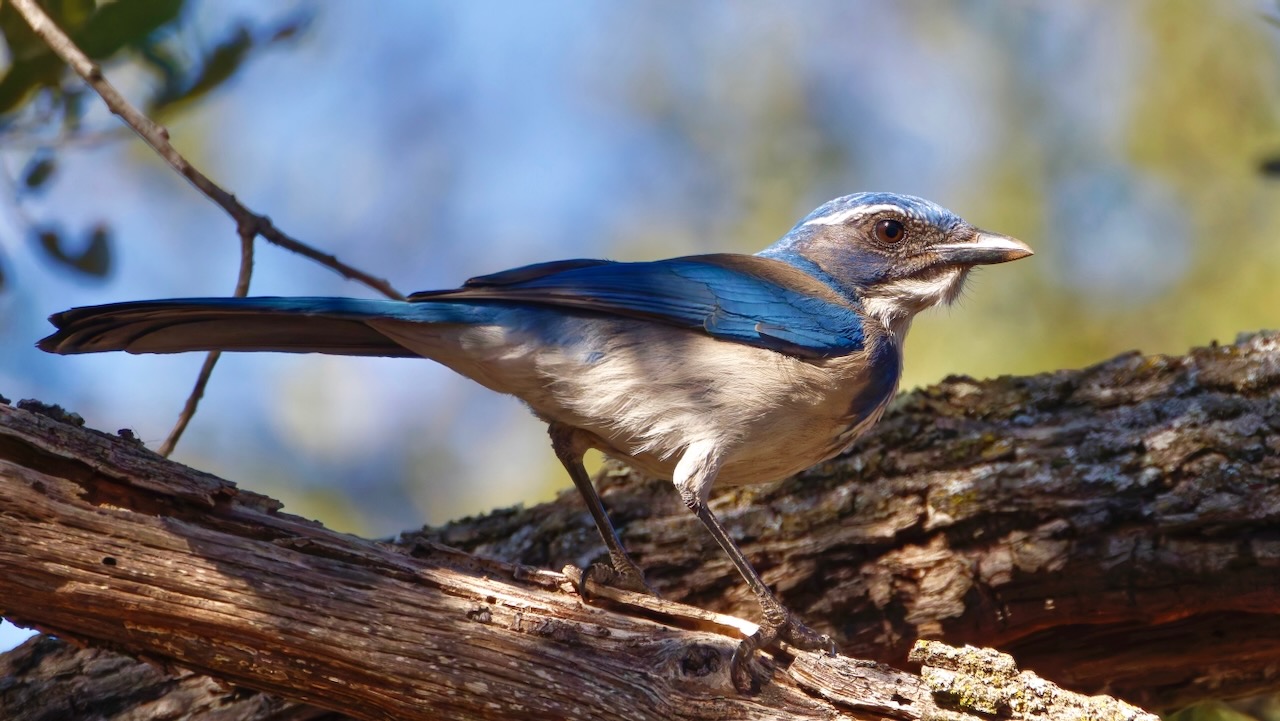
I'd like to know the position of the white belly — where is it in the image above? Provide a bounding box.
[368,314,896,486]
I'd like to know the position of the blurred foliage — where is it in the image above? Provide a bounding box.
[34,220,109,276]
[0,0,307,289]
[1172,696,1280,721]
[602,0,1280,392]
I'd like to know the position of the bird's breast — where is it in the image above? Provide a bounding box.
[710,335,900,484]
[528,320,901,485]
[372,309,900,486]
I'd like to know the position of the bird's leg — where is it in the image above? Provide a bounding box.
[683,495,836,689]
[673,441,835,692]
[548,423,654,595]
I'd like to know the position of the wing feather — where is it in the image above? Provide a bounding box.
[409,254,865,358]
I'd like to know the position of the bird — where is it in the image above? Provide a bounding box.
[38,192,1032,690]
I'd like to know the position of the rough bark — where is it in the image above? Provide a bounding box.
[2,331,1278,718]
[0,397,1154,721]
[429,331,1280,708]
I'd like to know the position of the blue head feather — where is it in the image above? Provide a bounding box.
[792,192,963,230]
[757,192,967,291]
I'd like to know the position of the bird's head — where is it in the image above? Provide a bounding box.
[760,192,1032,345]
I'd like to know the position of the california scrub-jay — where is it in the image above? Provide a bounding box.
[38,192,1032,689]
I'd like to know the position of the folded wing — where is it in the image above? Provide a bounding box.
[411,254,865,358]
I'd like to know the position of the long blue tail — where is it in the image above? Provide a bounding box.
[37,297,489,357]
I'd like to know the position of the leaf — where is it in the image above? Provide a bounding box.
[74,0,185,59]
[0,0,95,117]
[147,11,311,115]
[0,53,65,115]
[181,27,252,103]
[0,0,185,119]
[149,25,252,113]
[43,0,96,33]
[35,225,64,259]
[77,223,112,277]
[21,151,56,192]
[0,1,54,61]
[34,222,112,278]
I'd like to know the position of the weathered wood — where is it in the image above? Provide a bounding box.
[0,397,1156,720]
[426,331,1280,709]
[0,635,339,721]
[1,331,1278,718]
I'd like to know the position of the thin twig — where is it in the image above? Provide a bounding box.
[157,223,256,457]
[12,0,409,455]
[9,0,406,301]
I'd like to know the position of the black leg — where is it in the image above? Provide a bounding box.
[679,487,835,691]
[548,423,653,594]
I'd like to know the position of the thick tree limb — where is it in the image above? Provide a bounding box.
[425,332,1280,709]
[2,331,1278,718]
[0,398,1153,720]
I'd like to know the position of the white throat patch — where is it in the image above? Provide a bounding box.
[860,268,970,346]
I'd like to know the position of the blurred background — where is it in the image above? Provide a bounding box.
[2,0,1280,675]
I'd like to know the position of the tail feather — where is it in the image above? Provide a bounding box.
[38,297,438,357]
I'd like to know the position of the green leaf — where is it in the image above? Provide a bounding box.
[0,1,53,61]
[74,0,185,59]
[0,53,64,115]
[43,0,96,33]
[181,27,252,102]
[150,25,252,113]
[0,0,99,116]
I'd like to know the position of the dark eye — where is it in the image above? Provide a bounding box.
[874,219,906,244]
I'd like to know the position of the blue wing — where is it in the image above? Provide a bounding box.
[410,254,865,358]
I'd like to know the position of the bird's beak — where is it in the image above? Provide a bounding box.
[932,230,1034,266]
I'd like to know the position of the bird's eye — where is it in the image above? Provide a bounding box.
[874,219,906,244]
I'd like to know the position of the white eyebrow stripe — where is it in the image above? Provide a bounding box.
[802,203,904,226]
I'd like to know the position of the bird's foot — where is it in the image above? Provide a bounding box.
[576,561,658,599]
[779,615,837,655]
[730,610,835,693]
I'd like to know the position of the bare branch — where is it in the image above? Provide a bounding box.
[157,226,257,457]
[9,0,407,454]
[8,0,406,301]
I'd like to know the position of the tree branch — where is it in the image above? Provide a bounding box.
[157,224,257,457]
[9,0,407,457]
[424,330,1280,710]
[0,398,1154,721]
[8,0,405,301]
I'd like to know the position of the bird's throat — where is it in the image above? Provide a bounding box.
[860,267,970,348]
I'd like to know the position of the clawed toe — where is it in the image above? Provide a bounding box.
[577,561,657,598]
[780,618,836,655]
[730,612,835,693]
